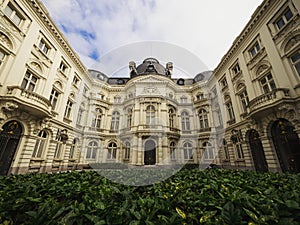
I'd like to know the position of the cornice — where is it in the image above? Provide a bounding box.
[28,0,89,76]
[213,0,273,75]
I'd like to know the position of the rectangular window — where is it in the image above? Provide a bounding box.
[64,100,73,118]
[235,143,244,159]
[39,39,49,55]
[21,71,38,91]
[239,91,249,113]
[4,3,23,26]
[49,89,59,110]
[77,109,83,125]
[276,8,293,30]
[232,63,241,75]
[226,102,235,121]
[220,77,228,89]
[260,73,276,94]
[291,51,300,77]
[250,42,261,57]
[72,76,79,86]
[59,61,68,73]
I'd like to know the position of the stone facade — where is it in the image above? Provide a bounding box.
[0,0,299,175]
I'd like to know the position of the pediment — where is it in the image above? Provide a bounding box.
[133,75,169,84]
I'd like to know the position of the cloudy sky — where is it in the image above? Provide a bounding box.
[40,0,263,77]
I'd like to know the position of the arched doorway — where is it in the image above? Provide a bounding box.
[0,121,23,175]
[271,119,300,172]
[247,129,268,172]
[144,140,156,165]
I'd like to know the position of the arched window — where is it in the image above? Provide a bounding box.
[111,111,120,131]
[92,108,102,128]
[183,142,193,160]
[198,109,209,129]
[146,105,155,125]
[124,142,130,160]
[168,108,175,128]
[127,108,132,127]
[107,142,117,160]
[203,142,214,160]
[181,111,190,131]
[32,130,47,158]
[170,141,176,160]
[86,141,97,159]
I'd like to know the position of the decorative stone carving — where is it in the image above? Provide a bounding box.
[0,32,13,49]
[256,64,269,76]
[284,35,300,53]
[143,86,159,94]
[29,61,43,74]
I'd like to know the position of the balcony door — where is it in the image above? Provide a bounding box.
[0,121,22,175]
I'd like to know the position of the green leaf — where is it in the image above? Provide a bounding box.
[285,200,299,209]
[243,208,259,223]
[176,207,186,219]
[199,210,217,223]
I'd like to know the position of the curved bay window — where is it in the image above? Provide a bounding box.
[32,130,47,158]
[181,111,190,131]
[92,108,102,128]
[110,111,120,131]
[107,142,117,160]
[146,105,155,125]
[127,108,132,127]
[168,108,175,128]
[198,109,209,129]
[183,142,193,160]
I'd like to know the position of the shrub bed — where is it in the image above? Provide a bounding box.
[0,169,299,224]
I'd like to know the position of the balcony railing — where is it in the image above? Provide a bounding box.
[6,86,52,116]
[248,88,290,112]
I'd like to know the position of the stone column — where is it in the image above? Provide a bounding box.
[137,136,143,165]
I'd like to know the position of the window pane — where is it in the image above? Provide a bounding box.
[295,62,300,76]
[4,5,13,16]
[12,14,21,25]
[276,18,285,29]
[291,52,300,63]
[285,9,293,21]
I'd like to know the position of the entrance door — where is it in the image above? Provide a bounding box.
[271,119,300,172]
[144,140,156,165]
[0,121,22,175]
[248,129,268,172]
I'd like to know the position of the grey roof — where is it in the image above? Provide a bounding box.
[135,58,167,76]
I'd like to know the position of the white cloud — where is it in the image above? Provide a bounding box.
[41,0,263,76]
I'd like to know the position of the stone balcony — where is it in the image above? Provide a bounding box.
[4,86,52,117]
[247,88,291,118]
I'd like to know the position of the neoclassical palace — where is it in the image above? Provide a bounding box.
[0,0,300,175]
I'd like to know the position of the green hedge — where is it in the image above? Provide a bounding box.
[0,169,299,224]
